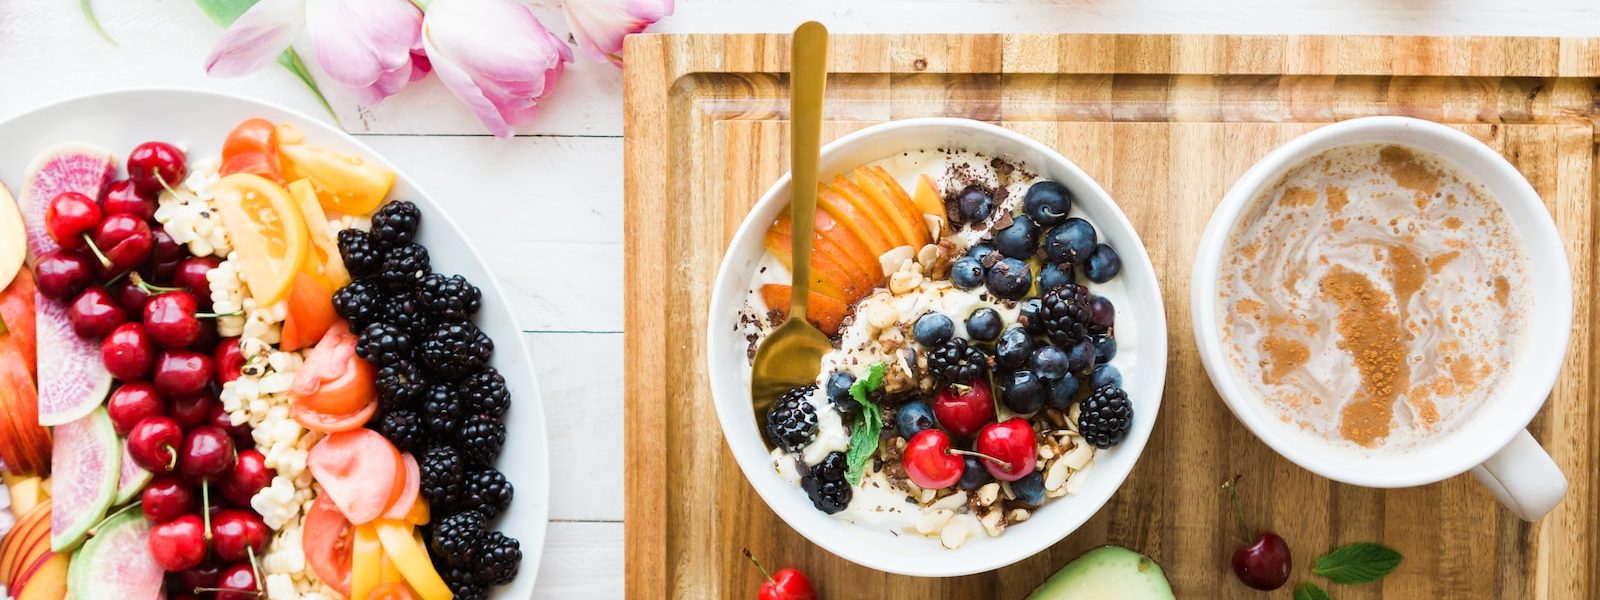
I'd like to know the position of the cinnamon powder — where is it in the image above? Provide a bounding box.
[1319,266,1411,447]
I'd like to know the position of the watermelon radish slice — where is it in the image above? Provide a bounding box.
[50,408,118,552]
[113,438,152,505]
[35,293,111,426]
[18,144,117,257]
[67,503,161,600]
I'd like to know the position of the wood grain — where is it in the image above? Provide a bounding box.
[624,34,1600,599]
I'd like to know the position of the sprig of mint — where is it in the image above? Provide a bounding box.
[1293,582,1331,600]
[1312,542,1403,585]
[843,363,886,485]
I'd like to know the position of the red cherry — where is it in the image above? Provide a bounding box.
[91,214,153,273]
[214,562,260,600]
[210,403,253,450]
[141,474,197,523]
[101,179,156,220]
[148,514,207,571]
[974,418,1037,482]
[67,287,127,339]
[214,338,245,387]
[746,550,817,600]
[102,323,157,382]
[1232,533,1292,590]
[175,557,223,594]
[144,291,202,349]
[128,416,183,473]
[221,448,271,507]
[169,391,219,430]
[173,257,220,310]
[154,350,213,398]
[109,276,156,317]
[178,425,237,482]
[146,228,186,281]
[211,509,269,562]
[127,141,187,195]
[43,191,101,249]
[106,382,163,434]
[903,429,965,490]
[33,250,96,300]
[932,379,996,438]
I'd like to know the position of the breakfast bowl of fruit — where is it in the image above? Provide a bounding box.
[0,88,547,599]
[707,118,1168,576]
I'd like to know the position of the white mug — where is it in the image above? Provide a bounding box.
[1190,116,1570,521]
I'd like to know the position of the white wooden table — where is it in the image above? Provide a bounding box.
[2,1,1596,597]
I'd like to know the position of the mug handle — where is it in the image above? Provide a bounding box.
[1469,429,1567,521]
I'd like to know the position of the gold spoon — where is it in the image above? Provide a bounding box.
[750,21,832,448]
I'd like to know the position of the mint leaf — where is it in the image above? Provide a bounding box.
[1313,543,1403,584]
[1294,582,1332,600]
[844,364,887,485]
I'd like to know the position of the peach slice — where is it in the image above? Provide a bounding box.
[763,222,849,302]
[913,174,949,232]
[759,284,849,337]
[768,215,872,301]
[851,168,928,246]
[865,166,933,242]
[827,176,908,248]
[812,204,885,287]
[817,183,895,256]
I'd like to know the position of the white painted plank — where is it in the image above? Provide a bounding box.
[532,521,624,600]
[524,332,623,522]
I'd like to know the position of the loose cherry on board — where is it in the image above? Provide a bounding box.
[67,287,127,339]
[127,416,183,473]
[34,250,96,301]
[743,549,816,600]
[1223,476,1292,591]
[106,382,164,435]
[91,214,154,273]
[43,191,101,249]
[102,322,157,382]
[974,418,1038,482]
[102,179,156,220]
[148,513,207,571]
[127,141,187,195]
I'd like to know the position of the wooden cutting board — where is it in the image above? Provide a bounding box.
[623,34,1599,599]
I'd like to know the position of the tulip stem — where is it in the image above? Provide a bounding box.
[409,0,431,10]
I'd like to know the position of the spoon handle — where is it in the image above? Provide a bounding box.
[787,21,828,323]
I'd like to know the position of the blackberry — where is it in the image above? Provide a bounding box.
[421,384,463,438]
[371,200,421,248]
[379,242,432,289]
[357,322,412,367]
[420,320,493,378]
[475,531,521,585]
[1038,283,1093,346]
[430,510,486,567]
[926,337,987,384]
[332,280,386,330]
[764,385,817,452]
[418,273,482,320]
[1078,384,1133,449]
[420,445,467,508]
[456,413,506,467]
[383,291,431,332]
[446,581,488,600]
[462,468,514,519]
[337,229,383,279]
[376,409,427,453]
[460,368,510,417]
[800,451,851,514]
[375,359,425,408]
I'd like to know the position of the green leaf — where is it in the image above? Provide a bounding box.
[1313,543,1404,585]
[192,0,338,122]
[79,0,117,45]
[192,0,257,26]
[275,48,337,120]
[843,364,887,485]
[1294,582,1332,600]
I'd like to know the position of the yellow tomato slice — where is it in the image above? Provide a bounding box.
[213,174,310,305]
[379,551,403,585]
[375,520,451,600]
[288,179,352,291]
[353,524,383,600]
[280,144,395,216]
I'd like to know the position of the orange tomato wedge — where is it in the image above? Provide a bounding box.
[303,494,354,598]
[279,143,395,216]
[374,520,451,600]
[352,523,382,600]
[288,179,351,291]
[369,582,418,600]
[213,174,309,305]
[308,429,402,525]
[221,118,281,180]
[291,322,375,416]
[280,273,337,352]
[381,453,420,521]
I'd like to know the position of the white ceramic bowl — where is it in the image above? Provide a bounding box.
[706,118,1168,576]
[0,88,550,596]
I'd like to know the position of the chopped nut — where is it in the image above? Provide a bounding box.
[1067,402,1082,428]
[1065,462,1093,495]
[889,270,924,295]
[1044,457,1071,491]
[1008,508,1031,523]
[980,509,1005,536]
[940,518,970,549]
[1038,445,1055,461]
[1045,485,1068,499]
[917,509,954,534]
[976,483,1000,506]
[1000,481,1016,501]
[1061,442,1094,471]
[879,246,914,275]
[1043,408,1067,428]
[930,491,968,511]
[866,301,898,329]
[916,243,941,269]
[901,479,923,497]
[920,488,937,504]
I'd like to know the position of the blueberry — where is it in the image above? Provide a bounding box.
[913,313,955,347]
[985,257,1033,300]
[896,401,937,439]
[1047,376,1080,409]
[1084,244,1122,283]
[1067,339,1097,374]
[1024,181,1071,226]
[956,186,994,224]
[1002,370,1046,415]
[1031,346,1070,381]
[967,242,997,263]
[995,327,1034,369]
[965,308,1002,342]
[993,216,1040,259]
[1038,262,1072,293]
[1090,364,1123,390]
[826,371,860,417]
[950,256,986,289]
[957,456,992,491]
[1092,334,1116,363]
[1018,298,1044,334]
[1043,217,1097,265]
[1088,295,1115,331]
[1010,470,1046,507]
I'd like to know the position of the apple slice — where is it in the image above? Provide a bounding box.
[14,552,66,600]
[860,166,932,244]
[758,284,849,337]
[2,502,50,587]
[0,184,24,292]
[817,184,895,256]
[767,215,871,301]
[913,174,949,235]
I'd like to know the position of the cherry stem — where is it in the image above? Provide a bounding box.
[197,310,243,319]
[154,171,181,198]
[202,480,213,541]
[129,272,184,294]
[247,545,265,595]
[81,233,112,269]
[1222,474,1252,544]
[742,548,775,585]
[948,448,1012,471]
[164,445,178,472]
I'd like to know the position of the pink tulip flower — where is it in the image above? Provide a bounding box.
[423,0,573,138]
[564,0,674,66]
[205,0,429,104]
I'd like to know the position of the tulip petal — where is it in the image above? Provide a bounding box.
[204,0,308,77]
[306,0,425,103]
[423,0,573,137]
[564,0,673,66]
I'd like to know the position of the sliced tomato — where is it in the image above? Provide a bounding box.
[291,322,375,416]
[369,582,418,600]
[219,152,278,180]
[280,273,336,352]
[308,429,402,525]
[303,494,354,598]
[381,453,420,521]
[291,400,376,433]
[279,143,396,216]
[223,118,279,159]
